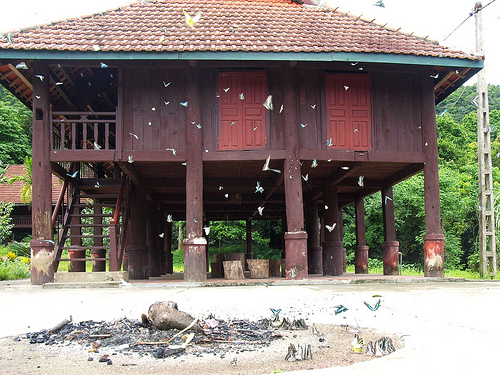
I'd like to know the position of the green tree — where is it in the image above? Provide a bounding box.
[0,100,32,164]
[0,201,14,243]
[6,156,33,204]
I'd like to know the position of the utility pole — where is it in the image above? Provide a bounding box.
[475,2,497,278]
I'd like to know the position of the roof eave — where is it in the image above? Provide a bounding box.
[0,49,483,69]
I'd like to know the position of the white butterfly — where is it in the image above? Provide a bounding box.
[262,155,281,173]
[311,159,318,168]
[263,95,273,110]
[239,93,245,100]
[128,155,134,163]
[167,214,173,223]
[166,148,176,155]
[129,133,139,140]
[183,10,202,27]
[258,206,264,216]
[223,87,230,92]
[159,233,165,238]
[93,142,102,150]
[358,176,364,187]
[255,181,264,193]
[302,174,309,181]
[326,223,337,232]
[163,81,171,87]
[180,101,189,107]
[204,226,210,235]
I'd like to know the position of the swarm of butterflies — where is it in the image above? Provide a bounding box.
[258,308,308,330]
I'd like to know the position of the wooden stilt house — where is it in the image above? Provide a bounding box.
[0,0,482,284]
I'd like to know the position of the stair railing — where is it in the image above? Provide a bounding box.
[109,177,127,271]
[51,179,68,229]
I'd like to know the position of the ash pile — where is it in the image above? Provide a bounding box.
[19,301,292,362]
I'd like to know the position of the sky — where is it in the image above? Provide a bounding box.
[1,0,499,84]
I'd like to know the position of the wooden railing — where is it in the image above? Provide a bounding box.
[109,177,127,271]
[12,215,32,228]
[51,179,68,228]
[51,111,117,151]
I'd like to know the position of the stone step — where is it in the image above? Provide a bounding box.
[54,271,128,283]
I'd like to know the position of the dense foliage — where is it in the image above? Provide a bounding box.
[0,87,32,164]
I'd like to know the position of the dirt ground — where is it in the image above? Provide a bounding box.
[0,323,403,375]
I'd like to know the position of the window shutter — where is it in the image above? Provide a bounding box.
[326,73,371,151]
[218,72,267,151]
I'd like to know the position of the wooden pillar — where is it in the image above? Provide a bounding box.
[30,61,54,284]
[204,219,210,272]
[147,203,162,277]
[305,199,322,274]
[422,71,445,277]
[183,66,207,282]
[322,185,343,275]
[245,220,253,270]
[382,186,399,275]
[164,219,173,274]
[68,181,85,273]
[92,204,106,272]
[282,65,307,280]
[127,185,149,279]
[354,197,369,274]
[338,207,346,273]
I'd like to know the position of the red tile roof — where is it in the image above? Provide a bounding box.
[0,0,476,60]
[0,165,61,204]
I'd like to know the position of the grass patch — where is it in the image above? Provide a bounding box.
[0,256,30,281]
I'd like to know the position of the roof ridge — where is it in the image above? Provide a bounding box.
[317,3,439,45]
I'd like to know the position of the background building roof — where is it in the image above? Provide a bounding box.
[0,165,61,204]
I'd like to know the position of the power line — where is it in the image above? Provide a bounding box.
[443,0,496,42]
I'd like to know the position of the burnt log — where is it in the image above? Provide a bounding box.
[145,301,203,332]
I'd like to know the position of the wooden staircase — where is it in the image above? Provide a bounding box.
[53,180,127,273]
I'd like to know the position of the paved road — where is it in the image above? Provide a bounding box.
[1,279,499,373]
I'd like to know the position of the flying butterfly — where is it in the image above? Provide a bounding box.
[270,308,281,321]
[325,223,336,232]
[262,155,281,173]
[263,95,273,110]
[183,10,202,27]
[364,299,381,311]
[255,181,264,194]
[334,305,348,315]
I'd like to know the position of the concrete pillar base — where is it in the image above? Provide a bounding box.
[183,238,207,282]
[30,239,55,285]
[383,241,399,275]
[307,245,323,274]
[355,245,369,274]
[322,240,344,276]
[284,231,308,280]
[424,233,445,277]
[91,249,106,272]
[68,247,86,272]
